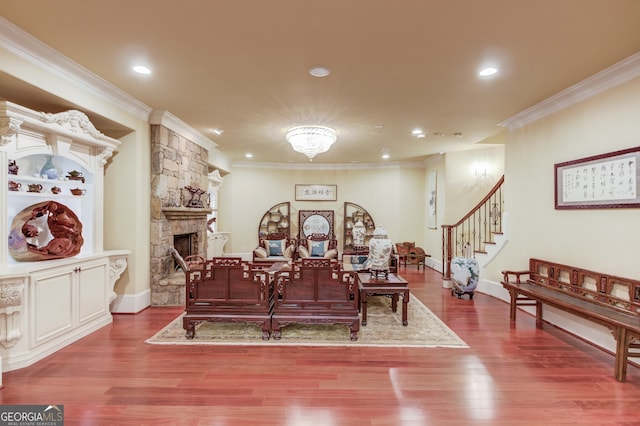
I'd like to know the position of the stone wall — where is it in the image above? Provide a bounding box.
[150,124,210,306]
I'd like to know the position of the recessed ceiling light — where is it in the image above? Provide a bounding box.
[309,66,331,77]
[245,153,253,158]
[411,129,423,135]
[212,129,224,135]
[479,67,498,77]
[132,65,151,75]
[417,134,426,139]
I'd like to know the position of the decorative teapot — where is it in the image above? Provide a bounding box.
[27,183,43,193]
[8,181,21,191]
[70,188,86,196]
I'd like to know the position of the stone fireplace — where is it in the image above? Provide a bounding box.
[150,121,212,306]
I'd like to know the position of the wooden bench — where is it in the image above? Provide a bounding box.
[183,257,273,340]
[502,258,640,382]
[271,258,360,340]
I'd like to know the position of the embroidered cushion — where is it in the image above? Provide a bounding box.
[284,244,295,259]
[310,240,329,257]
[266,239,286,256]
[323,249,338,259]
[253,247,268,259]
[298,246,310,258]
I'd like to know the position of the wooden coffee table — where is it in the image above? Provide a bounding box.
[357,272,410,326]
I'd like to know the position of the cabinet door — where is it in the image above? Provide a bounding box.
[30,267,75,347]
[77,258,109,324]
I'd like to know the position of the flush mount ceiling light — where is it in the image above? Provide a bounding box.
[132,65,151,75]
[478,67,498,77]
[285,125,337,161]
[309,66,331,77]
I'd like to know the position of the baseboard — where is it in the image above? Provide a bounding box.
[476,278,510,302]
[425,257,443,273]
[110,289,151,314]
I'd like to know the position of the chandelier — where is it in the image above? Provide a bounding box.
[285,125,337,161]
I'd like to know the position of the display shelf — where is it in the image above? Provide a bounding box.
[343,202,376,254]
[257,202,290,240]
[0,101,129,376]
[6,154,93,264]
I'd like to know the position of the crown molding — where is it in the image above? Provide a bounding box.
[0,17,152,121]
[232,160,425,170]
[499,52,640,130]
[149,110,218,151]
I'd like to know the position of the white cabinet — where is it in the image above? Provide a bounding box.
[0,101,129,374]
[30,258,109,348]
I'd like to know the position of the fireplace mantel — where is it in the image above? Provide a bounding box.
[162,207,213,220]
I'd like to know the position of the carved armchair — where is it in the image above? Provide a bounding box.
[297,233,338,259]
[253,232,296,264]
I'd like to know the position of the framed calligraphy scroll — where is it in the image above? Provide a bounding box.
[295,184,337,201]
[554,147,640,209]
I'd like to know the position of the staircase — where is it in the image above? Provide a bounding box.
[441,175,506,281]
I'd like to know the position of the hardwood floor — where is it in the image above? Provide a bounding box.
[1,267,639,425]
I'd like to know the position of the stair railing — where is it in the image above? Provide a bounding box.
[441,175,504,280]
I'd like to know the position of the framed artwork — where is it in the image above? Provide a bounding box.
[295,184,337,201]
[427,170,437,228]
[298,210,335,240]
[554,147,640,209]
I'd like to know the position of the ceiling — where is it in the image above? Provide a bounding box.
[1,1,640,165]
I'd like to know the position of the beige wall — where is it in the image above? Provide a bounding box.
[218,163,427,254]
[443,146,505,223]
[220,147,505,265]
[420,146,505,267]
[484,76,640,282]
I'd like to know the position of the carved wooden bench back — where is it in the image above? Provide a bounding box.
[528,258,640,315]
[274,258,357,306]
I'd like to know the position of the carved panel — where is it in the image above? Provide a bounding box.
[298,210,334,240]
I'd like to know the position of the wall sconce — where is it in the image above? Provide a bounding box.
[474,168,487,178]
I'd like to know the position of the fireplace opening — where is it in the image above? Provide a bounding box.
[173,233,198,271]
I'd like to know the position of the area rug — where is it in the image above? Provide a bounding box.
[145,295,468,348]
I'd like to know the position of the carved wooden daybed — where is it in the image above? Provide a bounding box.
[183,257,273,340]
[271,258,360,340]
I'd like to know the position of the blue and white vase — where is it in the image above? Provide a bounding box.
[40,155,58,180]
